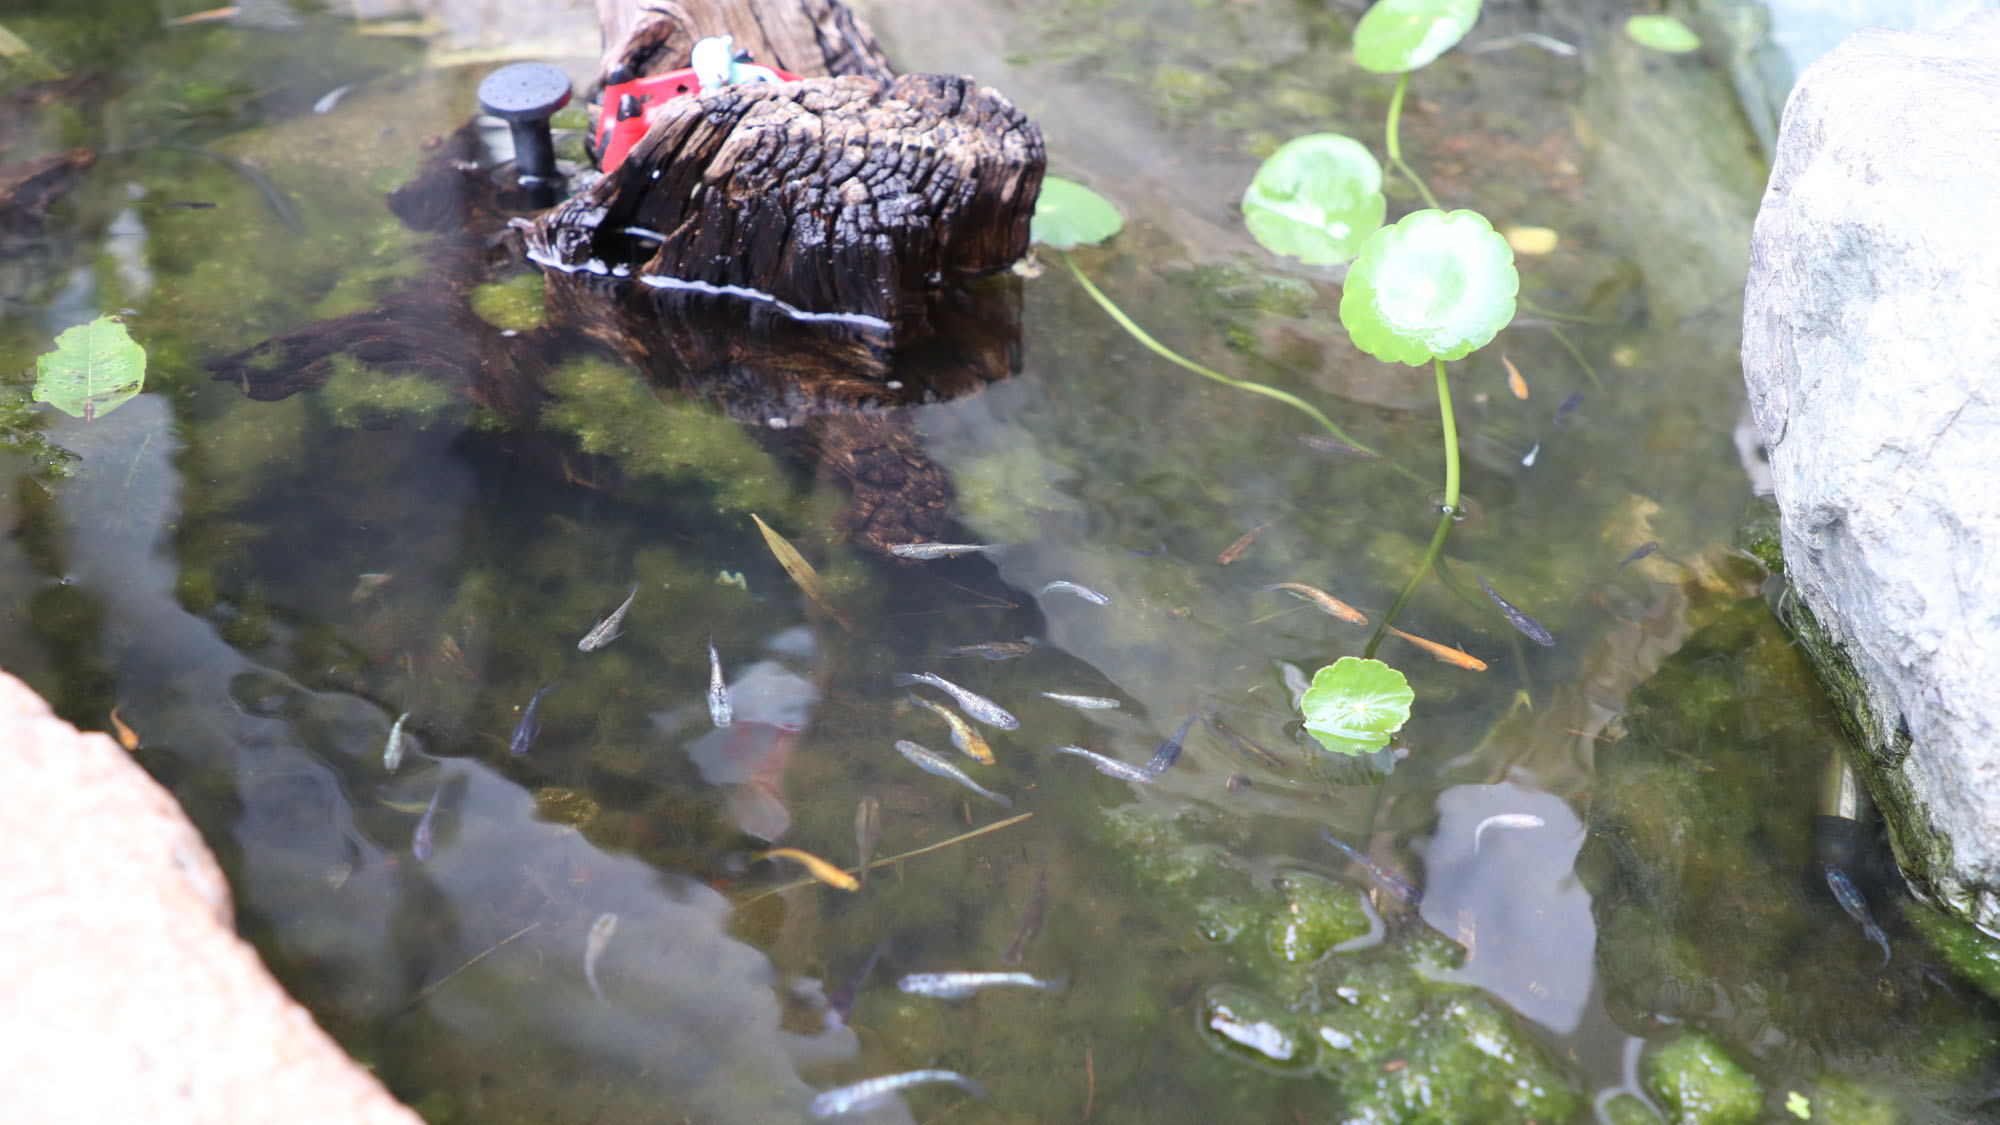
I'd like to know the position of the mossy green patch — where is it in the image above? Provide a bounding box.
[1267,871,1371,963]
[538,355,794,516]
[1644,1029,1763,1125]
[469,272,547,332]
[318,355,465,428]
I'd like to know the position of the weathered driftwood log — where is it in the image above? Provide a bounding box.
[0,149,95,232]
[594,0,895,83]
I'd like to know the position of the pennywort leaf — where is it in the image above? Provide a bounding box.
[33,315,147,422]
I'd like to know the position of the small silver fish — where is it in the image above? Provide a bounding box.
[707,636,732,727]
[809,1069,987,1118]
[1476,572,1555,646]
[577,584,639,651]
[1040,580,1110,605]
[892,672,1018,730]
[584,912,618,1001]
[1521,442,1541,467]
[888,542,1002,559]
[312,83,354,115]
[383,711,411,773]
[894,740,1011,808]
[413,782,443,861]
[510,683,558,757]
[942,639,1033,660]
[1472,813,1546,852]
[1051,744,1158,783]
[1040,691,1121,710]
[897,971,1065,1001]
[1321,829,1421,905]
[1825,865,1892,966]
[349,571,392,603]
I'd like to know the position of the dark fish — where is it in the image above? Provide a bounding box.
[163,200,217,210]
[1476,573,1556,646]
[854,795,882,887]
[1002,858,1049,967]
[1298,434,1381,459]
[941,640,1033,660]
[1146,715,1198,776]
[1128,542,1168,557]
[412,781,443,861]
[509,683,558,757]
[1825,864,1891,966]
[1206,716,1285,768]
[825,940,889,1029]
[1321,829,1422,905]
[1618,541,1661,571]
[152,142,304,233]
[1553,392,1584,429]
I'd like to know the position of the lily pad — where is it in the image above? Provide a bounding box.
[1032,176,1123,249]
[1339,209,1518,366]
[33,316,147,421]
[1353,0,1482,75]
[1242,134,1386,266]
[1625,14,1701,54]
[1301,657,1413,756]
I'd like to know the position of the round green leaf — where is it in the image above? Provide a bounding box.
[1032,176,1124,249]
[1300,656,1413,757]
[1339,208,1518,366]
[33,315,147,422]
[1242,134,1386,266]
[1352,0,1482,75]
[1625,14,1701,53]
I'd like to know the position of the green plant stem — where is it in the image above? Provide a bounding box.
[1516,297,1613,325]
[1548,325,1603,390]
[1059,251,1429,487]
[1364,359,1460,657]
[1385,73,1440,211]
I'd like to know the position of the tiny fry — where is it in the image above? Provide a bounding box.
[1501,354,1529,400]
[108,705,140,750]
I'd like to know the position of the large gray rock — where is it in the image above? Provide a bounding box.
[1743,17,2000,929]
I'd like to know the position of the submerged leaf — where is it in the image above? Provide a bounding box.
[1032,176,1124,249]
[1243,134,1385,266]
[1625,14,1701,54]
[1352,0,1482,75]
[1300,657,1413,756]
[33,316,147,421]
[1339,209,1518,365]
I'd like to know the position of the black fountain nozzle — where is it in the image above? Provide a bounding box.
[477,62,572,203]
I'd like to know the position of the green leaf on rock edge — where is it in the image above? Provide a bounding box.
[33,315,147,421]
[1625,14,1701,54]
[1032,176,1124,249]
[1353,0,1482,75]
[1301,656,1413,756]
[1243,134,1386,267]
[1339,209,1518,366]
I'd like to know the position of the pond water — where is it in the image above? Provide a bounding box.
[4,1,1998,1122]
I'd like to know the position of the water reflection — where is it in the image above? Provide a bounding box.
[44,397,874,1120]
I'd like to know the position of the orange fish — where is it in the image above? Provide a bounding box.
[755,847,860,891]
[1218,517,1280,566]
[1265,582,1369,626]
[108,705,140,751]
[1502,354,1529,400]
[1385,626,1488,671]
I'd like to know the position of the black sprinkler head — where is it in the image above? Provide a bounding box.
[477,62,572,194]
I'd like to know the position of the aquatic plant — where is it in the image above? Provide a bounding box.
[1299,656,1413,757]
[1031,175,1395,467]
[1626,14,1702,54]
[33,316,147,422]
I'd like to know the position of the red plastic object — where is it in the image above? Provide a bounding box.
[593,64,799,173]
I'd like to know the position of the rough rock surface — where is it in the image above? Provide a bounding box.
[0,671,421,1123]
[1742,17,2000,928]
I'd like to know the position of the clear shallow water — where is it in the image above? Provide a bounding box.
[3,1,1998,1122]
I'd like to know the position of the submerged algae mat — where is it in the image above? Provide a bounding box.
[6,0,2000,1122]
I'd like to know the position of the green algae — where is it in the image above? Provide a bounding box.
[538,355,795,517]
[1905,903,2000,1004]
[319,355,466,429]
[1267,870,1371,963]
[1644,1029,1763,1125]
[469,272,548,333]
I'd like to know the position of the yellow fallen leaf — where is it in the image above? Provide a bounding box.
[1504,225,1559,255]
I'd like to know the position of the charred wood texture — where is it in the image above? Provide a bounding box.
[531,72,1042,330]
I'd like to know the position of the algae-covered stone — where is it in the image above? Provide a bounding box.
[1811,1074,1899,1125]
[1198,984,1318,1073]
[1267,870,1371,963]
[1904,898,2000,1004]
[469,272,547,333]
[1602,1091,1666,1124]
[318,355,466,429]
[1644,1029,1763,1125]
